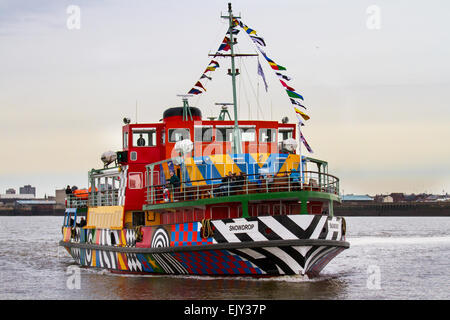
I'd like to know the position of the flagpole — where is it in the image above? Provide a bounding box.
[298,123,303,189]
[227,3,242,154]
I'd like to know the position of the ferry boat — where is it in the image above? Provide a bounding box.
[59,3,349,277]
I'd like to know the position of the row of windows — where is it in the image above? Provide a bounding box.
[124,127,293,148]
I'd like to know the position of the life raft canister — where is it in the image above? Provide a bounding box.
[73,187,98,200]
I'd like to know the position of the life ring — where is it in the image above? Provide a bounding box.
[163,188,170,202]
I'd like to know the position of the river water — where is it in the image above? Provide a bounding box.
[0,216,448,300]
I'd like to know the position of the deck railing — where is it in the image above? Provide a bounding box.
[66,190,120,208]
[145,170,339,205]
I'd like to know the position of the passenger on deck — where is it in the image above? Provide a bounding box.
[289,169,301,190]
[137,134,146,146]
[230,173,239,195]
[236,172,246,193]
[216,174,229,196]
[77,217,87,228]
[169,171,180,200]
[256,175,265,193]
[65,185,72,195]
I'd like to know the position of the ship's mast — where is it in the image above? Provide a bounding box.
[222,3,241,154]
[214,3,257,154]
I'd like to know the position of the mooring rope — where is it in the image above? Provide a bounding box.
[201,218,214,239]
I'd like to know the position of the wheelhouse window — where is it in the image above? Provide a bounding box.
[123,131,128,149]
[279,128,293,141]
[194,126,213,142]
[259,128,277,143]
[168,128,190,142]
[132,128,156,147]
[240,127,256,142]
[216,127,233,142]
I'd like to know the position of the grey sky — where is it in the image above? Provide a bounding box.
[1,0,449,197]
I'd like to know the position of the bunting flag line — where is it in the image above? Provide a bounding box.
[260,53,287,71]
[286,89,304,100]
[294,107,310,121]
[201,74,212,81]
[209,60,220,68]
[299,128,313,153]
[204,65,218,72]
[195,81,206,92]
[279,79,295,92]
[227,28,240,35]
[290,98,306,109]
[257,59,268,92]
[188,88,202,95]
[218,36,231,52]
[276,72,292,81]
[250,35,266,47]
[243,25,257,35]
[233,17,314,153]
[295,113,305,127]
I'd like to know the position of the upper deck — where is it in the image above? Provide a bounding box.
[120,106,297,166]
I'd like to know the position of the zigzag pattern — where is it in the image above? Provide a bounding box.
[66,215,346,276]
[182,153,302,185]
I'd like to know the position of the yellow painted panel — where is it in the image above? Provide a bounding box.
[184,158,207,185]
[277,154,300,176]
[208,154,241,176]
[86,206,124,229]
[124,211,133,227]
[92,250,96,267]
[63,227,71,242]
[145,211,160,226]
[118,253,127,270]
[250,153,270,168]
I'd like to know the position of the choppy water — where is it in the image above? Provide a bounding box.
[0,216,449,300]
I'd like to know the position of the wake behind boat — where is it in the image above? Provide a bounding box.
[59,3,349,277]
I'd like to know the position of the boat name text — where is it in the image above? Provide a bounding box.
[227,221,258,233]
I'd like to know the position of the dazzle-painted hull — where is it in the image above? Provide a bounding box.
[60,214,349,277]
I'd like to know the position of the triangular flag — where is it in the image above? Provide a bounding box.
[250,35,266,47]
[195,81,206,92]
[286,89,304,100]
[276,72,292,81]
[294,108,310,121]
[290,98,306,109]
[279,79,295,92]
[299,129,313,153]
[257,59,268,92]
[201,74,212,81]
[188,88,202,95]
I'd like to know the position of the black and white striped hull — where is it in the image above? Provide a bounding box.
[60,214,349,277]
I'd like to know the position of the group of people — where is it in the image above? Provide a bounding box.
[68,217,87,228]
[216,171,246,196]
[156,169,303,202]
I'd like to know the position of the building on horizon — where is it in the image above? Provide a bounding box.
[19,185,36,197]
[5,188,16,194]
[341,194,374,203]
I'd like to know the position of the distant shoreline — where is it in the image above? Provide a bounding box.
[1,202,450,217]
[334,202,450,217]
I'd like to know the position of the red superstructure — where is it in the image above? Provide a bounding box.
[120,106,296,213]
